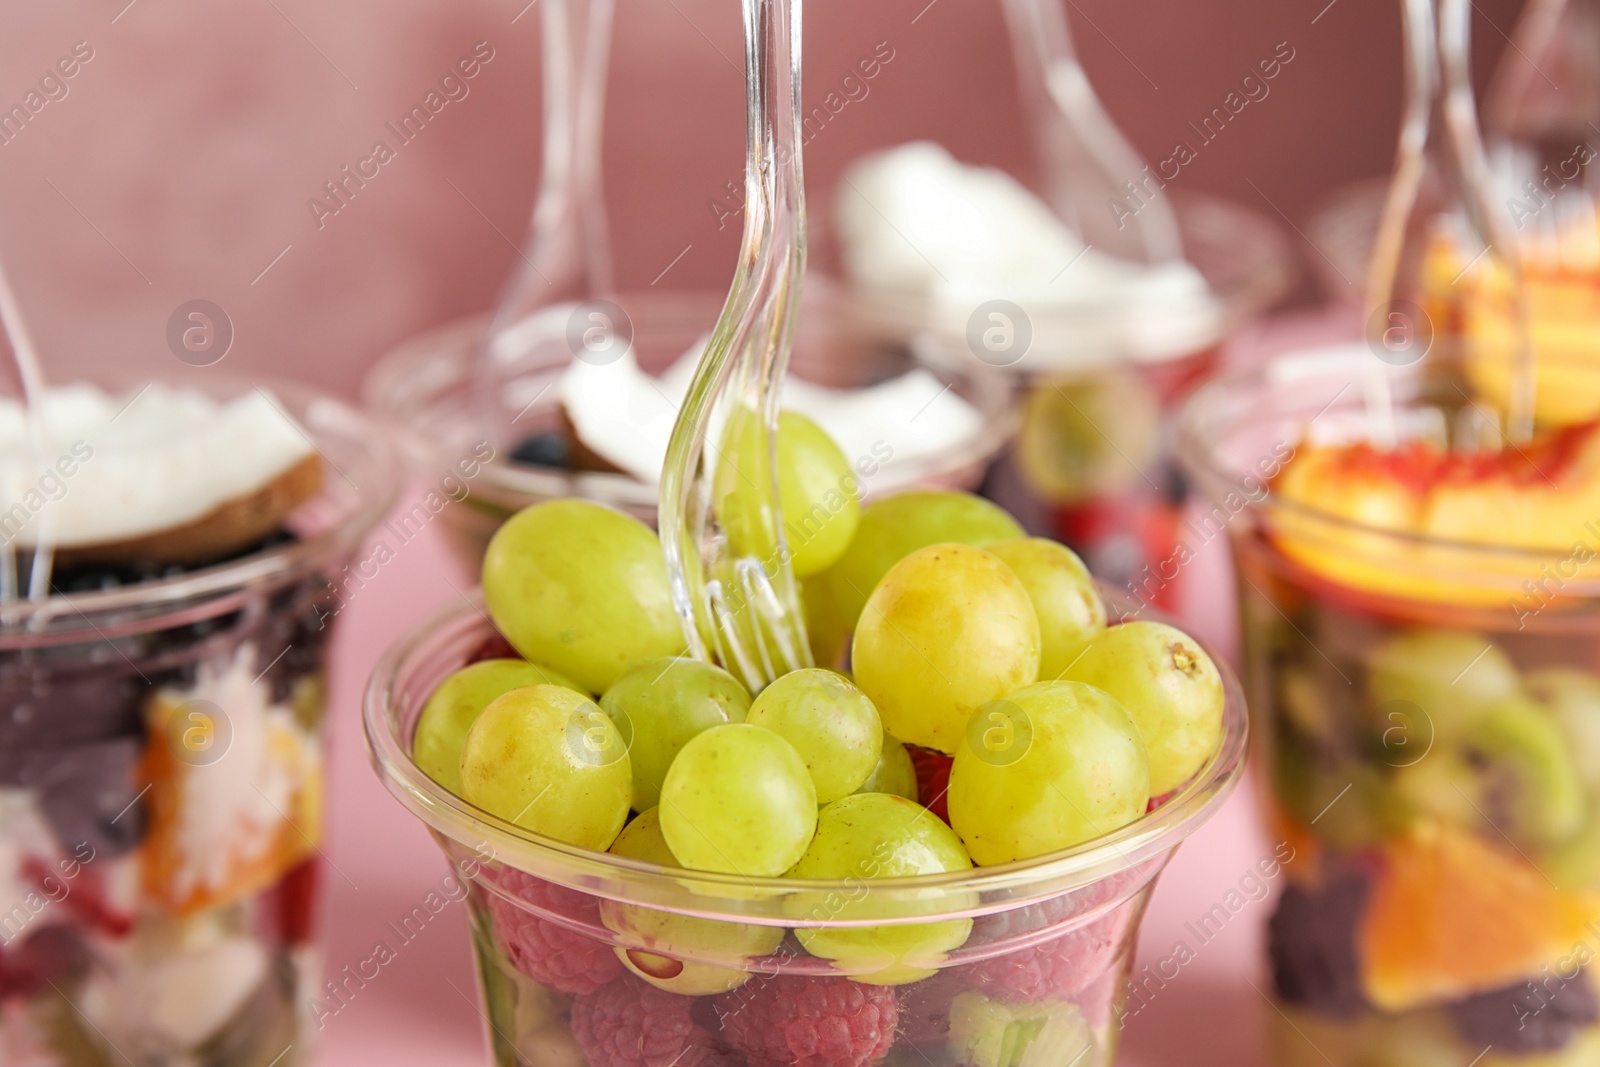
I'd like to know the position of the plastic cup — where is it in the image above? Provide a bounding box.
[930,193,1297,608]
[364,587,1247,1067]
[1180,348,1600,1066]
[0,377,395,1066]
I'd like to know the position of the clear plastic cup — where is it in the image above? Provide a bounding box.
[1180,349,1600,1066]
[943,192,1297,606]
[364,588,1248,1067]
[0,377,395,1066]
[362,285,1016,570]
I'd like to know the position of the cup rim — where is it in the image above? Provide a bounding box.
[363,583,1249,918]
[0,373,399,641]
[1177,343,1600,569]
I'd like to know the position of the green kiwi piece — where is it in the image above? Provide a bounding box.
[1446,694,1593,851]
[1525,667,1600,792]
[1540,803,1600,893]
[1365,629,1521,746]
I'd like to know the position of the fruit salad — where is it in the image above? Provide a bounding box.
[367,459,1246,1067]
[0,381,391,1067]
[1182,354,1600,1066]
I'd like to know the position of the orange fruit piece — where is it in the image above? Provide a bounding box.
[1360,820,1600,1011]
[139,689,322,916]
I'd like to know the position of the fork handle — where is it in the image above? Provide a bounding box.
[1001,0,1181,263]
[659,0,809,668]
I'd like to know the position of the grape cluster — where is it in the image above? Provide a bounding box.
[410,416,1226,1064]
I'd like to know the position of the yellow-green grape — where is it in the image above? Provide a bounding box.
[949,682,1149,864]
[852,543,1040,753]
[987,538,1106,680]
[482,500,686,694]
[1059,621,1223,795]
[747,669,882,803]
[715,409,861,577]
[599,809,785,993]
[788,793,972,984]
[414,659,582,795]
[459,684,632,850]
[855,733,918,801]
[600,658,750,809]
[659,723,817,876]
[819,490,1024,636]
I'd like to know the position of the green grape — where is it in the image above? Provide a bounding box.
[482,500,686,694]
[747,668,882,803]
[599,657,750,809]
[788,793,972,984]
[715,409,862,578]
[949,681,1149,864]
[852,543,1040,753]
[414,659,582,795]
[820,490,1024,636]
[802,573,852,670]
[855,733,918,801]
[659,723,817,876]
[1058,621,1224,795]
[987,538,1106,680]
[459,684,632,850]
[599,809,785,993]
[1365,629,1520,745]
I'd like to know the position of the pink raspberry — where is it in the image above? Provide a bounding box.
[487,873,621,994]
[963,905,1132,1002]
[713,974,898,1067]
[572,975,736,1067]
[907,745,952,824]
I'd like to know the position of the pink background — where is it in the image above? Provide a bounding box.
[0,0,1520,396]
[0,2,1527,1062]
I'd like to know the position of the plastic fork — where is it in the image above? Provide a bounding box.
[658,0,811,693]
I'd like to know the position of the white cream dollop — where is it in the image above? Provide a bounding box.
[836,142,1224,366]
[0,382,314,549]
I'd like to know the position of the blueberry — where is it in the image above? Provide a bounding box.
[1267,868,1371,1017]
[1448,970,1600,1053]
[510,432,569,469]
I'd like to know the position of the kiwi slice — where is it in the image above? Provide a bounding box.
[1365,629,1521,747]
[1525,667,1600,792]
[1397,695,1586,847]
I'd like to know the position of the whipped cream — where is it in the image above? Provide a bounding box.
[559,340,983,486]
[836,142,1224,366]
[0,383,314,549]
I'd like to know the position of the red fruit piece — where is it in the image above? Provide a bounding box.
[487,873,621,994]
[713,973,898,1067]
[907,745,952,824]
[1147,789,1178,813]
[963,906,1132,1002]
[572,975,737,1067]
[467,632,519,665]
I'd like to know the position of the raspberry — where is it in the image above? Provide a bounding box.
[713,974,898,1067]
[963,906,1131,1002]
[907,745,952,823]
[572,975,736,1067]
[487,872,621,994]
